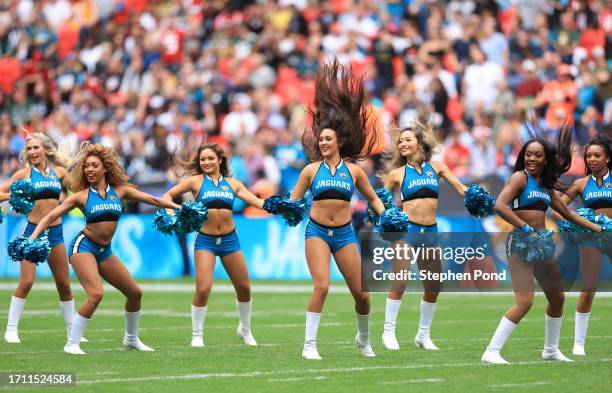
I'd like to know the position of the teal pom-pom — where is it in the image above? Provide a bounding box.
[593,214,612,232]
[23,237,51,264]
[7,236,50,264]
[263,194,286,214]
[464,185,496,217]
[9,179,35,214]
[364,188,394,224]
[175,202,208,233]
[558,217,591,245]
[376,188,394,209]
[0,210,3,224]
[377,207,410,234]
[511,229,556,263]
[576,208,596,222]
[558,208,601,246]
[8,236,28,262]
[592,214,612,255]
[280,198,309,227]
[152,209,179,236]
[263,194,309,227]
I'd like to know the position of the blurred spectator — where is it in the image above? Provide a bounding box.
[444,122,471,180]
[462,44,504,115]
[469,125,497,181]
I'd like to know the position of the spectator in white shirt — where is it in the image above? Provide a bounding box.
[463,44,504,115]
[221,93,259,141]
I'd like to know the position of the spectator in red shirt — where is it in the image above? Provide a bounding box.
[0,55,21,94]
[160,20,184,67]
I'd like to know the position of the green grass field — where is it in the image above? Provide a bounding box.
[0,278,611,392]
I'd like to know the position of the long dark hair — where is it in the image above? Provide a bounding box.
[514,123,573,191]
[175,143,231,178]
[584,134,612,175]
[302,58,376,162]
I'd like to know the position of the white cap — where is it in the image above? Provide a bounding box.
[592,46,605,58]
[522,59,536,72]
[149,95,165,109]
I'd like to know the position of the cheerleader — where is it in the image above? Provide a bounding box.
[0,133,84,344]
[481,126,602,364]
[162,143,265,347]
[290,59,385,359]
[28,144,181,355]
[380,121,467,351]
[553,135,611,356]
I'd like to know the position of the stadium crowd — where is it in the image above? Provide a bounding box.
[0,0,610,214]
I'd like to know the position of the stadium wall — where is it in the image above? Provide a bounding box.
[2,216,610,282]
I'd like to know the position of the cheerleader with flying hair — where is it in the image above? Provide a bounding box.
[162,142,270,347]
[290,59,385,360]
[551,134,612,356]
[28,143,181,355]
[0,133,86,344]
[481,125,602,364]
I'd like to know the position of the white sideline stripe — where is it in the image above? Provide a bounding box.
[2,282,612,296]
[17,309,612,326]
[77,359,612,385]
[268,376,327,382]
[20,309,317,318]
[0,283,331,293]
[488,382,552,388]
[381,378,444,385]
[17,322,346,334]
[3,338,611,355]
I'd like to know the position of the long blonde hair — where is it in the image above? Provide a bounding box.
[19,132,71,169]
[65,143,131,192]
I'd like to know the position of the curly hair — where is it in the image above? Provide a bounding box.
[385,119,439,171]
[302,58,376,162]
[65,143,130,192]
[174,143,231,178]
[19,132,71,168]
[583,134,612,175]
[514,123,574,191]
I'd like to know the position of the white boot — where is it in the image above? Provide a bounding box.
[481,350,510,364]
[382,298,401,350]
[356,313,375,357]
[123,311,154,352]
[302,311,322,360]
[542,314,573,362]
[236,300,257,346]
[64,314,88,355]
[481,316,517,364]
[4,296,25,343]
[191,304,207,347]
[60,300,88,343]
[414,299,438,350]
[573,311,590,356]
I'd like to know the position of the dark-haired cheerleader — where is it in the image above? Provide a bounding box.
[552,135,612,356]
[291,59,385,360]
[481,125,602,364]
[162,143,268,348]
